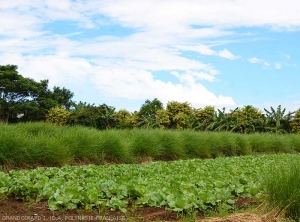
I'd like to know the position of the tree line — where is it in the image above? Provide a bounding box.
[1,64,300,134]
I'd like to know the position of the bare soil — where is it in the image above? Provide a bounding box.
[0,197,270,222]
[0,197,177,222]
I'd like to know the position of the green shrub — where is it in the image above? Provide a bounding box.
[45,107,71,126]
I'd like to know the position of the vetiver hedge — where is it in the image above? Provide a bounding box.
[1,122,300,169]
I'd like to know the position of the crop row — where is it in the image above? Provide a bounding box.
[1,154,298,213]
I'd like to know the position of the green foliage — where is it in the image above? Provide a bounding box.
[130,111,141,128]
[2,123,300,169]
[264,105,295,135]
[45,107,71,126]
[166,101,192,129]
[0,122,71,166]
[129,130,161,158]
[206,108,233,132]
[291,109,300,134]
[1,154,298,214]
[68,103,117,130]
[137,115,160,129]
[116,109,134,129]
[139,98,163,117]
[180,130,211,158]
[137,98,163,129]
[231,105,264,134]
[156,109,171,129]
[193,106,215,131]
[0,65,41,122]
[52,86,74,110]
[0,65,74,123]
[262,158,300,220]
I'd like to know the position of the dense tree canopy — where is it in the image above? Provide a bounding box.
[0,65,74,123]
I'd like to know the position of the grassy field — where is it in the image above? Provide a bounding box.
[1,122,300,168]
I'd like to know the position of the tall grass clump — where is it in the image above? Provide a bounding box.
[289,134,300,152]
[98,130,128,162]
[247,133,294,154]
[129,129,161,159]
[207,132,239,157]
[154,130,185,160]
[59,126,105,164]
[0,123,29,166]
[262,157,300,220]
[233,134,251,155]
[180,130,211,158]
[0,122,70,167]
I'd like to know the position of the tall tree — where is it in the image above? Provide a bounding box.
[0,65,41,122]
[138,98,163,128]
[0,65,75,122]
[52,86,74,110]
[139,98,163,117]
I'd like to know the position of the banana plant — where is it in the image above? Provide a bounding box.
[264,105,295,135]
[137,114,160,129]
[206,108,234,132]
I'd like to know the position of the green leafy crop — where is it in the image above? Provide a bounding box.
[1,154,298,213]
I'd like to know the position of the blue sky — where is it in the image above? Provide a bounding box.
[0,0,299,112]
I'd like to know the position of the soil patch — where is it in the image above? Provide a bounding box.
[0,197,179,222]
[200,213,264,222]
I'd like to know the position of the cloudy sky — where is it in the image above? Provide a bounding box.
[1,0,300,112]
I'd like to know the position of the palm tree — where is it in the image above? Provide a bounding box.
[264,105,295,135]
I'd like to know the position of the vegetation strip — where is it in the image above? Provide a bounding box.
[1,154,299,215]
[2,122,300,168]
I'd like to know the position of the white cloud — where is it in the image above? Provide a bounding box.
[248,57,263,63]
[218,49,240,60]
[97,0,300,31]
[0,53,234,108]
[92,66,235,106]
[248,57,271,68]
[178,45,240,60]
[0,53,92,86]
[275,62,282,70]
[195,45,216,56]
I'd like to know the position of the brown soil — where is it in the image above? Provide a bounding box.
[0,197,271,222]
[200,213,265,222]
[0,197,179,222]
